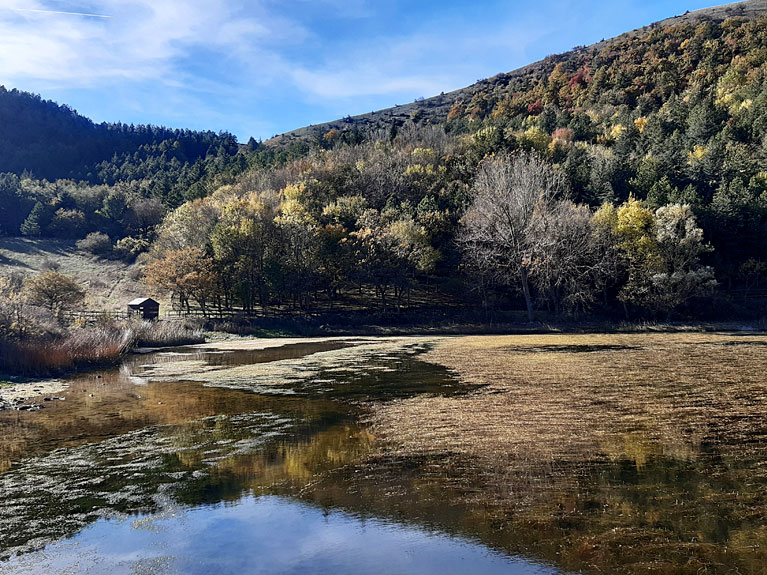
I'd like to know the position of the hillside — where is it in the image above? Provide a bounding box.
[0,87,246,184]
[266,0,767,147]
[0,90,255,245]
[0,238,148,311]
[2,0,767,324]
[132,0,767,322]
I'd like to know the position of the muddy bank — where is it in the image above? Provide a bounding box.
[0,380,69,411]
[0,336,420,411]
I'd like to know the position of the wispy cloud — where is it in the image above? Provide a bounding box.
[0,0,287,85]
[11,8,111,18]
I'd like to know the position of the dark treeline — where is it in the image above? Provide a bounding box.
[0,86,240,183]
[0,87,317,252]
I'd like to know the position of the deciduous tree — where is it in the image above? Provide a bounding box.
[23,271,85,319]
[460,153,567,321]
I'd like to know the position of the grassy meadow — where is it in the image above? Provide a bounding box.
[368,333,767,573]
[0,237,156,311]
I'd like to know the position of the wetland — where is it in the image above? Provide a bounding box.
[1,333,767,574]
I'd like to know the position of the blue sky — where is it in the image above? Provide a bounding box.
[0,0,724,141]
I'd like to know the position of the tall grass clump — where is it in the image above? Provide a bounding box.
[0,319,204,377]
[0,326,132,376]
[128,319,205,347]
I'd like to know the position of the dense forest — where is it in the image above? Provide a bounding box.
[0,87,313,249]
[3,7,767,322]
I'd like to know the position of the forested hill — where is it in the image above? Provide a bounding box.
[4,0,767,322]
[266,0,767,148]
[0,86,248,185]
[134,0,767,322]
[0,87,255,240]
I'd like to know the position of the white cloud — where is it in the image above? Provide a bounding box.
[0,0,292,85]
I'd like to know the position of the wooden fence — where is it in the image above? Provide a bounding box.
[62,310,130,322]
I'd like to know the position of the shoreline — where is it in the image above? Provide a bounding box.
[0,379,69,411]
[2,322,764,410]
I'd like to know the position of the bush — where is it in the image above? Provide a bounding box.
[40,257,60,271]
[76,232,113,256]
[23,271,85,316]
[113,236,151,261]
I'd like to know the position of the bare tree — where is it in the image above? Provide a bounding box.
[531,201,597,314]
[459,153,568,321]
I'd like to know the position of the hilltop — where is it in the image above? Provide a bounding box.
[265,0,767,147]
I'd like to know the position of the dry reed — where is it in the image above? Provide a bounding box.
[0,320,204,377]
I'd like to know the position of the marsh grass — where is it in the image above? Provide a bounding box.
[0,327,130,376]
[0,320,204,377]
[369,333,767,574]
[129,319,204,348]
[372,333,767,462]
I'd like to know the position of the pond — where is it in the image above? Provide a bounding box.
[1,333,766,574]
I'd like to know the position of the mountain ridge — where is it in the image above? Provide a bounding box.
[264,0,767,147]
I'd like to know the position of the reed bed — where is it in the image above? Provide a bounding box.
[0,319,204,377]
[0,328,129,376]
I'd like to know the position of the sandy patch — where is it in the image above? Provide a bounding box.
[141,336,440,393]
[194,336,376,351]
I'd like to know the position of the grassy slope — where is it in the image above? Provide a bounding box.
[264,0,767,147]
[0,238,155,311]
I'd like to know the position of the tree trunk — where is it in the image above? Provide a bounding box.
[521,267,533,322]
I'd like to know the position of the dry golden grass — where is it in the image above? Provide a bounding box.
[0,328,131,377]
[371,333,767,467]
[367,333,767,573]
[0,320,203,379]
[129,319,204,347]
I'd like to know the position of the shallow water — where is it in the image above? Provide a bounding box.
[2,334,767,574]
[0,338,550,574]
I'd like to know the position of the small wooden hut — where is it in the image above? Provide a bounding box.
[127,297,160,320]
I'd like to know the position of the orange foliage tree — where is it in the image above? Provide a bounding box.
[143,248,218,315]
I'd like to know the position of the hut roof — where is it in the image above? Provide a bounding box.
[128,297,159,306]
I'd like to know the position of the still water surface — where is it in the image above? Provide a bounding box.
[1,334,767,574]
[0,339,557,574]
